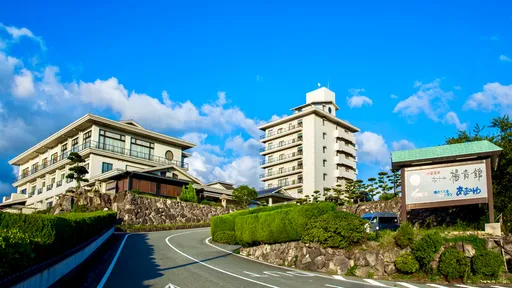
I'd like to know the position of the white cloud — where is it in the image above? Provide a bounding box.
[0,181,14,198]
[392,139,416,151]
[12,69,35,97]
[390,94,398,99]
[224,135,262,156]
[212,156,262,189]
[347,88,373,108]
[0,23,45,50]
[393,79,453,122]
[0,52,19,92]
[444,111,467,131]
[500,55,512,62]
[216,91,227,106]
[463,82,512,115]
[181,132,208,145]
[355,131,390,166]
[0,116,35,152]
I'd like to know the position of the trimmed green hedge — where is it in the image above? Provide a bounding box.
[439,248,470,281]
[395,252,420,274]
[472,250,504,277]
[0,211,116,278]
[214,231,237,245]
[0,229,33,278]
[234,202,336,246]
[210,203,297,240]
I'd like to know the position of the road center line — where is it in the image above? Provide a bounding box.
[363,279,390,287]
[97,233,131,288]
[166,231,280,288]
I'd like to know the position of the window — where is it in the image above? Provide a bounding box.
[268,168,273,176]
[61,173,65,180]
[99,129,125,154]
[102,162,113,173]
[289,123,293,129]
[268,183,273,188]
[298,119,303,127]
[21,188,27,195]
[30,186,36,195]
[42,181,45,188]
[277,128,283,134]
[130,137,154,160]
[61,143,68,152]
[41,158,48,168]
[322,119,326,126]
[322,104,326,111]
[323,132,327,140]
[47,201,53,208]
[267,129,273,137]
[84,163,89,173]
[298,188,303,194]
[328,107,332,114]
[279,167,284,174]
[323,173,327,181]
[323,146,327,153]
[51,177,56,184]
[279,140,284,147]
[172,173,179,179]
[279,154,284,160]
[83,131,92,148]
[268,142,273,150]
[268,155,273,163]
[51,153,58,164]
[323,159,327,167]
[22,168,29,177]
[278,178,287,187]
[165,150,174,161]
[31,163,38,173]
[71,138,79,152]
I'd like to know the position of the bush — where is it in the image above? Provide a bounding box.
[301,210,367,249]
[412,231,443,269]
[394,222,415,249]
[213,231,237,245]
[439,248,470,281]
[71,204,89,213]
[201,200,222,207]
[472,250,504,277]
[395,252,419,274]
[210,203,298,238]
[234,202,336,247]
[0,229,34,278]
[179,183,198,203]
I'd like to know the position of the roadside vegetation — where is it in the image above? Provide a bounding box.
[0,210,116,279]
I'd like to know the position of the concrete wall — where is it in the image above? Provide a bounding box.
[14,227,114,288]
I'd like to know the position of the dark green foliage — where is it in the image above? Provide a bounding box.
[0,229,34,278]
[33,207,52,214]
[72,204,89,213]
[438,248,470,281]
[234,202,337,247]
[232,185,258,207]
[443,235,486,254]
[379,193,395,201]
[301,210,367,249]
[345,265,357,276]
[200,200,222,207]
[213,231,237,244]
[179,183,198,203]
[210,203,297,238]
[472,250,504,277]
[394,222,415,248]
[66,152,89,189]
[395,252,419,274]
[0,211,116,277]
[412,232,443,269]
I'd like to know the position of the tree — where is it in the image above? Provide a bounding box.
[312,190,321,203]
[389,169,402,197]
[66,152,89,191]
[179,183,198,203]
[232,185,257,207]
[366,177,378,200]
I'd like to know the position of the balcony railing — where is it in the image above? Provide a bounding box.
[14,140,188,182]
[66,178,74,183]
[265,178,303,189]
[56,180,63,187]
[47,184,53,191]
[261,151,303,165]
[260,138,302,153]
[260,123,303,139]
[37,188,43,195]
[260,166,303,178]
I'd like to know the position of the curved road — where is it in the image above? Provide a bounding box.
[98,228,491,288]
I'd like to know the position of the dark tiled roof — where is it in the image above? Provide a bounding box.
[256,187,295,200]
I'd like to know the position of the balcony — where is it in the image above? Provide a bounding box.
[334,169,356,180]
[334,129,355,143]
[336,142,356,156]
[260,138,302,155]
[37,188,44,195]
[260,151,303,167]
[260,123,303,142]
[335,156,356,169]
[260,165,303,179]
[265,177,303,189]
[66,178,74,183]
[14,140,188,183]
[47,184,53,191]
[56,180,63,187]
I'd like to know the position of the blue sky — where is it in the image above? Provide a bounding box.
[0,1,511,198]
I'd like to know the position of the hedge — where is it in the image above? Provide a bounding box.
[0,211,116,278]
[438,248,470,281]
[412,231,443,269]
[395,252,420,274]
[234,202,336,246]
[472,250,504,277]
[210,203,297,241]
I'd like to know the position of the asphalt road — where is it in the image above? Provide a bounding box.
[98,228,452,288]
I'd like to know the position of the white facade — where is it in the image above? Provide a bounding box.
[258,87,359,199]
[5,114,195,209]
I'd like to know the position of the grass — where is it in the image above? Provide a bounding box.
[376,230,397,249]
[130,190,178,200]
[116,222,210,232]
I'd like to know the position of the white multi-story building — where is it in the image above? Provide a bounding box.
[4,114,195,209]
[258,87,359,199]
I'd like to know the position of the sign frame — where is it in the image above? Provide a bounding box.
[400,158,494,222]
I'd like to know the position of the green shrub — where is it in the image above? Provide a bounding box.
[438,248,470,281]
[472,250,504,277]
[210,203,298,237]
[72,204,89,213]
[201,200,222,207]
[412,231,443,269]
[213,231,237,245]
[395,252,419,274]
[301,210,367,249]
[444,235,486,254]
[234,202,336,247]
[394,222,415,249]
[0,229,34,278]
[179,183,198,203]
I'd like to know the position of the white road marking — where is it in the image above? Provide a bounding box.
[164,284,180,288]
[243,271,268,277]
[325,285,343,288]
[427,285,449,288]
[166,231,280,288]
[264,271,293,277]
[364,279,389,287]
[491,286,507,288]
[97,234,131,288]
[455,285,477,288]
[397,282,420,288]
[205,237,371,286]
